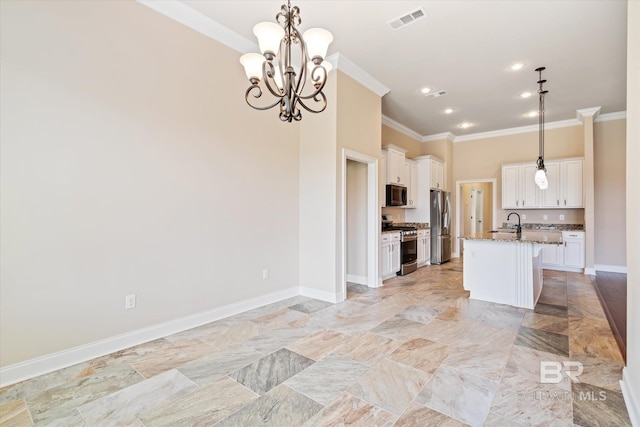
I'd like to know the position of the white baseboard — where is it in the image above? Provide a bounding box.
[595,264,628,274]
[621,367,640,427]
[0,287,299,388]
[346,274,367,285]
[584,267,596,275]
[298,286,340,304]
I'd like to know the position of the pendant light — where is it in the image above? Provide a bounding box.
[534,67,549,190]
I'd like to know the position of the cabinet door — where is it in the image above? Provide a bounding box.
[521,164,539,208]
[417,235,424,265]
[540,161,561,208]
[502,165,520,209]
[563,160,583,207]
[431,160,444,189]
[404,161,418,208]
[388,150,405,185]
[423,233,431,265]
[563,239,585,268]
[391,241,401,273]
[380,241,391,277]
[541,245,563,266]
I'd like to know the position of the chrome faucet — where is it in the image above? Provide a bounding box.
[507,212,522,234]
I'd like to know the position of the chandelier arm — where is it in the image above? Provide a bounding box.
[296,65,327,100]
[261,60,286,99]
[296,91,327,114]
[244,85,284,111]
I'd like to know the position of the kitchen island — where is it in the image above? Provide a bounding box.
[460,231,563,309]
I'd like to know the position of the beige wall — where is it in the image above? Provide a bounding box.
[624,1,640,420]
[0,1,301,366]
[336,72,382,290]
[299,71,338,298]
[382,125,421,158]
[594,119,627,267]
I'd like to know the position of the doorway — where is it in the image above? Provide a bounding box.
[340,149,379,302]
[455,179,497,257]
[470,187,484,234]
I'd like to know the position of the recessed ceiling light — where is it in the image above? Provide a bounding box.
[525,111,538,117]
[520,91,533,98]
[420,87,432,95]
[444,108,455,114]
[458,122,472,129]
[511,62,524,71]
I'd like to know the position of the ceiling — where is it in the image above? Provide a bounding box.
[179,0,627,138]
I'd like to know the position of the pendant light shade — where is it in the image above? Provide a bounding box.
[253,22,285,56]
[535,166,548,189]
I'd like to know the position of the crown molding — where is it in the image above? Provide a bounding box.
[329,54,390,97]
[381,115,423,141]
[595,111,627,122]
[452,118,581,143]
[576,106,602,123]
[136,0,257,53]
[422,132,455,143]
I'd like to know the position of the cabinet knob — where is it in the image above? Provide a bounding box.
[564,199,567,206]
[557,199,559,206]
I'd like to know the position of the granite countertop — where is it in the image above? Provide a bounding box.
[381,230,402,234]
[461,230,563,245]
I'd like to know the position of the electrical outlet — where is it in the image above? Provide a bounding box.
[125,294,136,310]
[543,215,548,220]
[522,214,526,220]
[559,214,565,221]
[262,269,269,280]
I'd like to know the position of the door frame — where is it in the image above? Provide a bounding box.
[455,179,497,257]
[340,149,379,302]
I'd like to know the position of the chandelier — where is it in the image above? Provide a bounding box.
[239,1,333,122]
[534,67,549,190]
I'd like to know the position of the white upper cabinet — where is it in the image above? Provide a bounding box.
[502,158,583,209]
[403,160,418,208]
[502,164,538,208]
[431,159,444,190]
[404,155,446,223]
[563,159,583,208]
[383,145,408,186]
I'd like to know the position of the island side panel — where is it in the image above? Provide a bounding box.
[462,239,518,307]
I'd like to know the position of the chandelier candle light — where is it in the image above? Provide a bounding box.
[239,1,333,122]
[534,66,549,190]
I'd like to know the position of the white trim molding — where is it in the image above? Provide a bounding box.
[329,53,390,97]
[346,274,367,285]
[577,106,602,122]
[595,264,628,274]
[299,287,340,304]
[382,115,423,141]
[595,111,627,122]
[621,368,640,427]
[0,287,299,387]
[423,132,456,143]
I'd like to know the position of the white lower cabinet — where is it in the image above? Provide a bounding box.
[380,232,401,280]
[541,231,585,272]
[417,229,431,267]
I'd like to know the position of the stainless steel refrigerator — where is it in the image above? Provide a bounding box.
[430,189,451,264]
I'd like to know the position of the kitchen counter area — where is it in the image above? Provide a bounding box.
[460,231,563,309]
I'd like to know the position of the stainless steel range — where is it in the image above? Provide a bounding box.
[388,225,418,276]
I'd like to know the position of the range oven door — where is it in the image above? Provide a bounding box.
[401,235,418,265]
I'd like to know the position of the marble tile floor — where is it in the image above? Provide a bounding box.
[0,260,632,427]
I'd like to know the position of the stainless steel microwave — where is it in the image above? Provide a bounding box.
[386,184,407,206]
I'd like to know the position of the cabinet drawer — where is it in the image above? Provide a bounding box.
[390,233,401,242]
[562,231,584,240]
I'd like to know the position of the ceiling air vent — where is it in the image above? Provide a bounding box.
[426,90,447,98]
[387,8,427,30]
